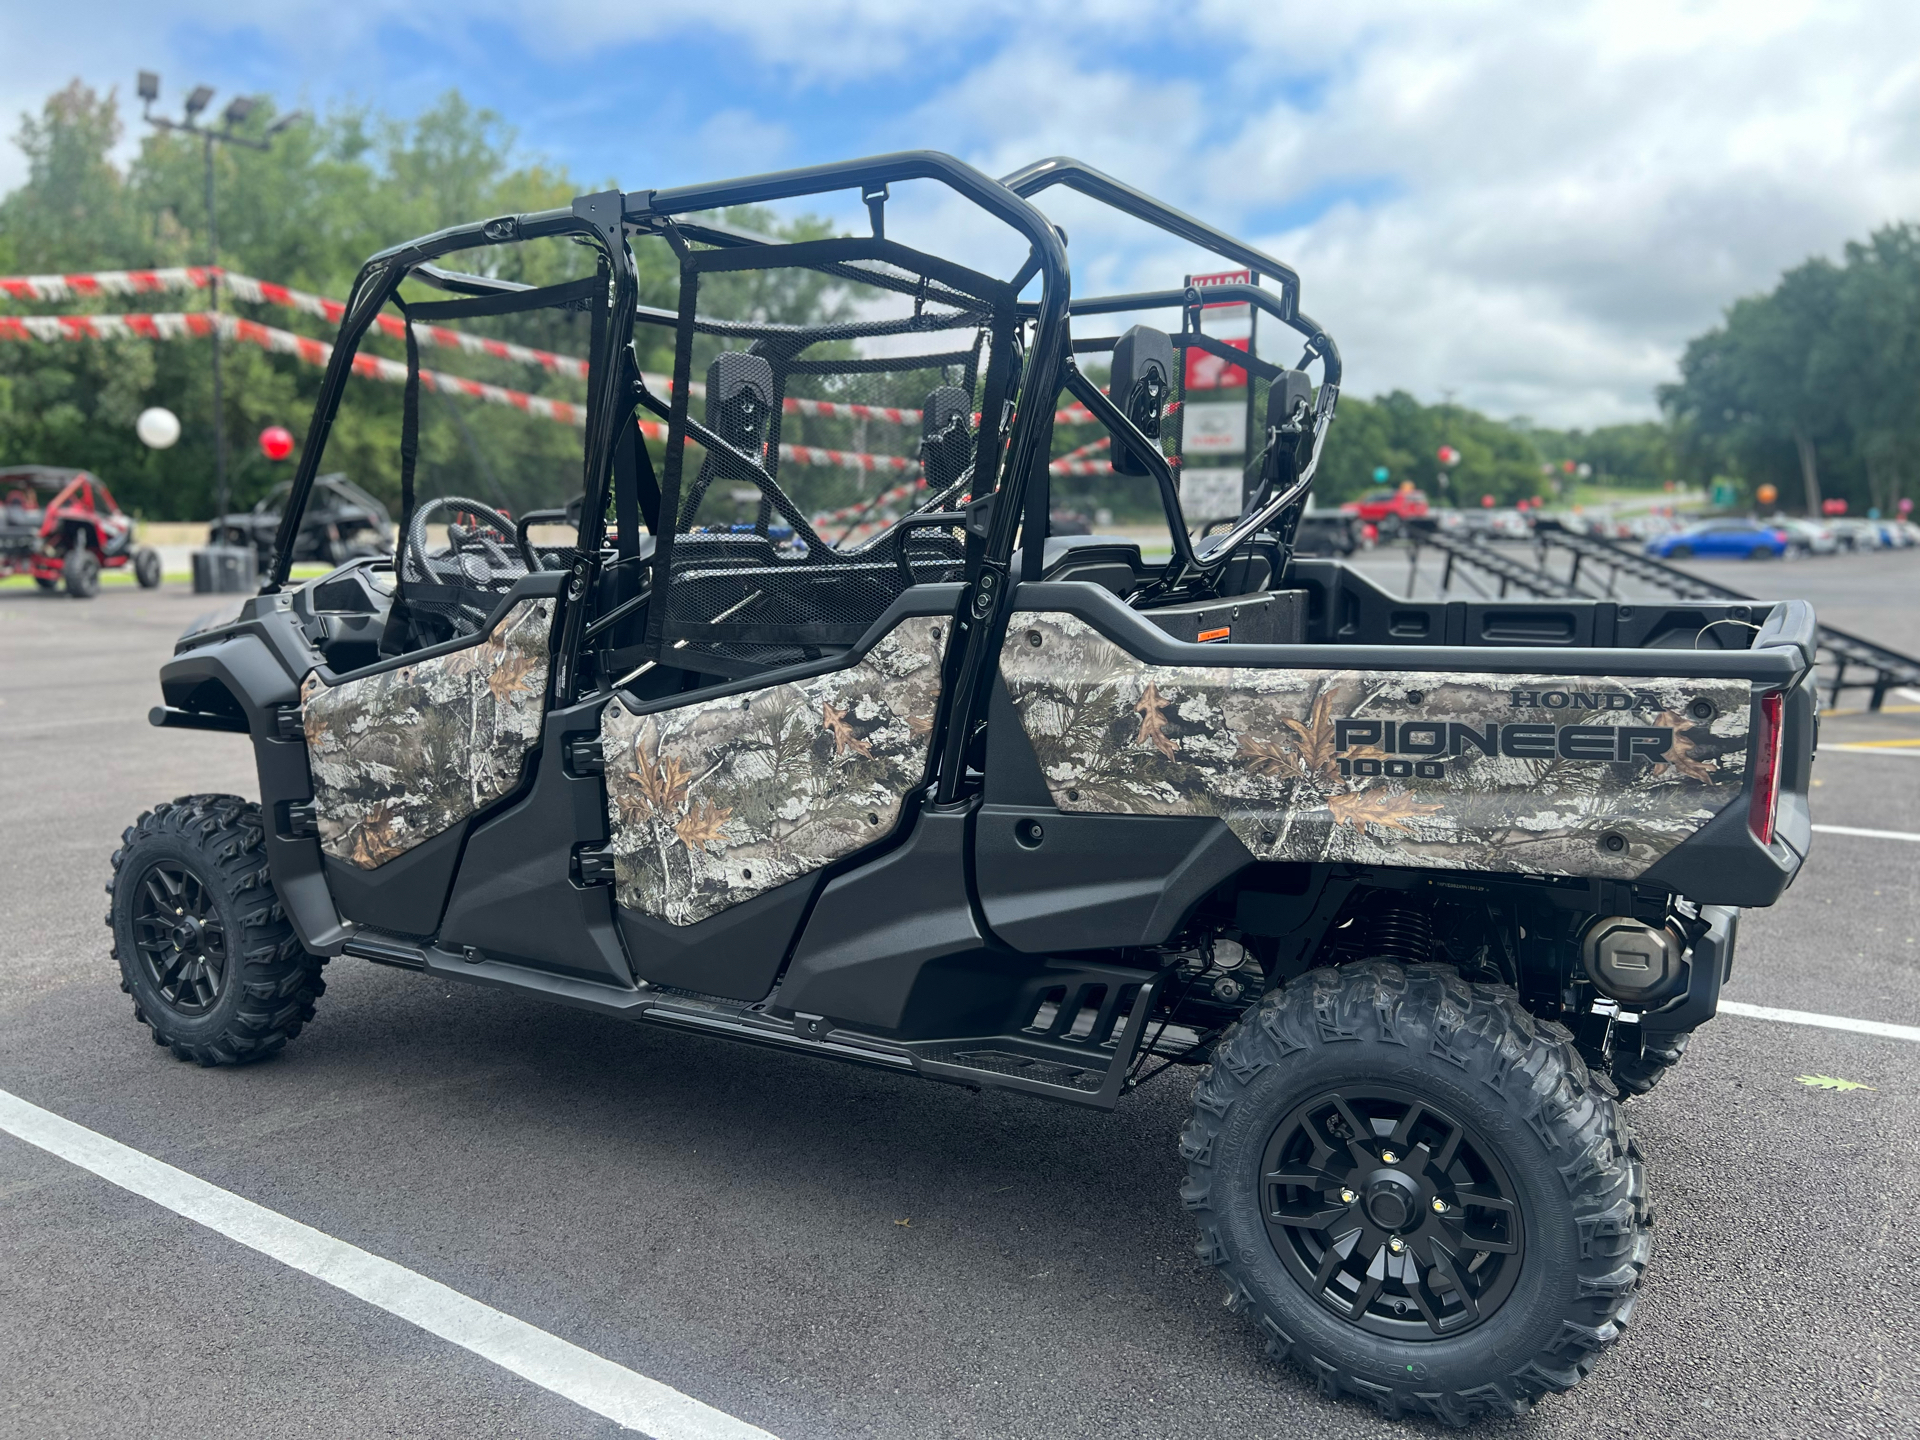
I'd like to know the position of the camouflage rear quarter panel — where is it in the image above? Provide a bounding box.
[601,614,949,926]
[999,612,1752,880]
[301,598,555,869]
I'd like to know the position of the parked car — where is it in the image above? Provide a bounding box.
[1772,518,1838,556]
[0,465,161,597]
[209,473,392,568]
[1339,485,1428,537]
[1645,518,1790,560]
[1827,518,1881,552]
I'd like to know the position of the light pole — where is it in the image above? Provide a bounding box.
[136,72,303,526]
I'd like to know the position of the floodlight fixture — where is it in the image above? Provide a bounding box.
[185,85,215,117]
[137,71,160,103]
[266,109,308,136]
[223,96,257,127]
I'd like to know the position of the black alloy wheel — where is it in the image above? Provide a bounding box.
[1262,1084,1522,1339]
[1181,962,1652,1423]
[108,795,328,1065]
[128,859,228,1015]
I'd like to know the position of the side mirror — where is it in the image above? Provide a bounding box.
[1108,325,1175,476]
[921,385,972,494]
[705,352,775,454]
[1266,369,1312,433]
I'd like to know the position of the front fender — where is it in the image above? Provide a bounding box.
[158,633,348,953]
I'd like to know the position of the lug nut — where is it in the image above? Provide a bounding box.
[1339,1188,1356,1204]
[1388,1236,1405,1254]
[1381,1150,1399,1164]
[1432,1198,1447,1213]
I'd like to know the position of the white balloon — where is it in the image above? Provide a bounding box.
[136,406,181,449]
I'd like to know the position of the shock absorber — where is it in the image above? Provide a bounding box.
[1359,895,1433,966]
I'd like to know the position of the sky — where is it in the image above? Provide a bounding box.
[4,0,1919,427]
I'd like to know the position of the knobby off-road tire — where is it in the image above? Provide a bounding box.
[1180,962,1651,1425]
[64,545,99,597]
[107,795,326,1065]
[132,545,163,588]
[1609,1029,1689,1097]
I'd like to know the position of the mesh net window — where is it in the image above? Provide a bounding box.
[648,239,1013,676]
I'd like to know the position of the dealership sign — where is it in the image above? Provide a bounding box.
[1182,402,1246,453]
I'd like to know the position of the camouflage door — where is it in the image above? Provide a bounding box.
[598,234,1004,928]
[293,225,600,872]
[303,599,556,869]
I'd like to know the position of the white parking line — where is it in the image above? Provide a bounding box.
[1720,1001,1920,1044]
[1821,742,1920,758]
[0,1087,778,1440]
[1810,823,1920,843]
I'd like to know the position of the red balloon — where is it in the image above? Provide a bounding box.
[259,425,295,462]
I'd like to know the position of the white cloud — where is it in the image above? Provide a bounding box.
[6,1,1919,423]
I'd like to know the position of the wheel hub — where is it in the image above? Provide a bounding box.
[1261,1084,1524,1340]
[1362,1167,1422,1232]
[128,859,227,1016]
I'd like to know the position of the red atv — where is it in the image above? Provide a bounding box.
[0,466,161,597]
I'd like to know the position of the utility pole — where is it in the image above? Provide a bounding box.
[137,72,304,523]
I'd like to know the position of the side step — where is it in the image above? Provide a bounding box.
[905,976,1162,1109]
[346,932,1161,1108]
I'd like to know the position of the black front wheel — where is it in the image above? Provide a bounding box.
[107,795,327,1065]
[64,545,99,597]
[133,545,163,588]
[1181,963,1650,1424]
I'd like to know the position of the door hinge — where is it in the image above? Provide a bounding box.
[573,842,616,885]
[275,705,306,742]
[566,735,605,776]
[280,799,318,839]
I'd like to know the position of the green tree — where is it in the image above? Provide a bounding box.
[1662,223,1920,516]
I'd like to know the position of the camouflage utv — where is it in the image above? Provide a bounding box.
[113,153,1817,1423]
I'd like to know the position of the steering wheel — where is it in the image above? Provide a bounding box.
[404,496,534,591]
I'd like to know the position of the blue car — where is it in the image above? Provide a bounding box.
[1646,520,1790,560]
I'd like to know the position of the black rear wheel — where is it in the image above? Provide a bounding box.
[107,795,327,1065]
[133,545,163,588]
[1667,543,1693,559]
[1182,962,1650,1424]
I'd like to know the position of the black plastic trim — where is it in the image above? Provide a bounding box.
[1012,580,1806,682]
[975,809,1253,952]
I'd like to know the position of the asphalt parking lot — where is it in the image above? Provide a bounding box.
[3,554,1918,1440]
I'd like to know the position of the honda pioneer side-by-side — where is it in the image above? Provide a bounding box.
[110,153,1817,1424]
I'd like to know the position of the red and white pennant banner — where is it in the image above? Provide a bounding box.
[0,309,943,474]
[1,264,1101,427]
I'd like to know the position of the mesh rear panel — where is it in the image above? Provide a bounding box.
[653,252,999,673]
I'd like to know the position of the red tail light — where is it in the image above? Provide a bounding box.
[1747,691,1784,845]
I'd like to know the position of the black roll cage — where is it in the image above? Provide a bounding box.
[999,156,1343,589]
[263,150,1340,811]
